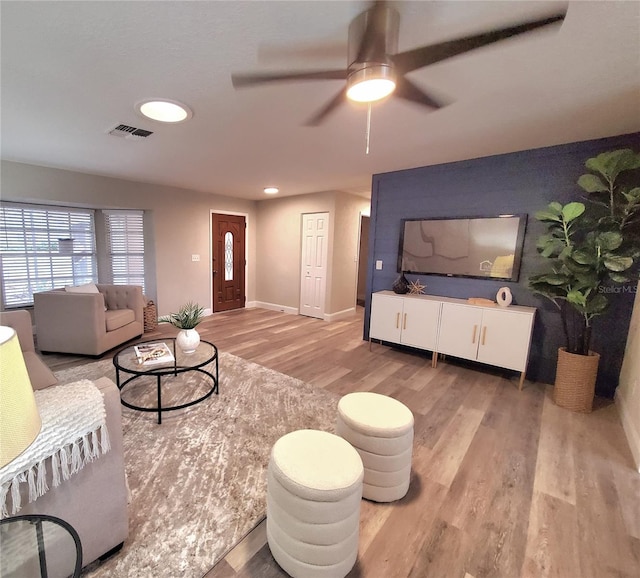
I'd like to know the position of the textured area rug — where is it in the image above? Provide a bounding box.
[53,353,339,577]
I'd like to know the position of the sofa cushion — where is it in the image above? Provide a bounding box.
[23,351,58,391]
[105,308,135,332]
[65,283,99,294]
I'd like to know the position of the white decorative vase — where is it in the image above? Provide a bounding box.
[496,287,513,307]
[176,328,200,354]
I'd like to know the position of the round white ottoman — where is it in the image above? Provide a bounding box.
[267,429,364,578]
[336,392,414,502]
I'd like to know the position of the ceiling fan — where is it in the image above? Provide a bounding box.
[231,1,566,126]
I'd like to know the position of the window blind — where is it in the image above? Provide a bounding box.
[104,210,145,291]
[0,203,97,307]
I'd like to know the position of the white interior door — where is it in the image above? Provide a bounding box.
[300,212,328,319]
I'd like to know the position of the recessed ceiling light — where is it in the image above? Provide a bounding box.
[135,99,193,123]
[264,187,279,194]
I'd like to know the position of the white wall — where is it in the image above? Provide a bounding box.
[617,289,640,471]
[255,191,335,313]
[331,193,370,317]
[255,190,369,316]
[1,161,257,317]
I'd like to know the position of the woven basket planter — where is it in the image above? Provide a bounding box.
[553,347,600,413]
[143,301,158,332]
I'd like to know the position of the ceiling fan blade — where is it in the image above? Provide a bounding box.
[231,69,347,88]
[393,78,448,110]
[392,12,566,74]
[355,1,390,63]
[304,88,347,126]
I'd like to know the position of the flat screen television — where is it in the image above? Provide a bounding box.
[398,214,527,282]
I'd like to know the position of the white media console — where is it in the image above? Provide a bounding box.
[369,290,536,389]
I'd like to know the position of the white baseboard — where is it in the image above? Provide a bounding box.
[203,308,213,316]
[245,301,258,309]
[250,303,356,321]
[254,301,299,315]
[324,307,357,322]
[615,389,640,472]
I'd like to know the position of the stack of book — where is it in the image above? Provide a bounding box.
[134,342,175,366]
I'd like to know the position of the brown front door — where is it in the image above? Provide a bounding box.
[212,213,245,312]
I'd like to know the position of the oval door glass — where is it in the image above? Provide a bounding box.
[224,232,233,281]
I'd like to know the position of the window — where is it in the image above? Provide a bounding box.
[104,210,145,291]
[0,203,97,307]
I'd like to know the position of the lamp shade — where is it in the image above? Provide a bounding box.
[0,326,41,468]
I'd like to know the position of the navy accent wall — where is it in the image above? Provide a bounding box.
[365,133,640,398]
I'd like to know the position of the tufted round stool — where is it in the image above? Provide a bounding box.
[266,429,364,578]
[337,392,414,502]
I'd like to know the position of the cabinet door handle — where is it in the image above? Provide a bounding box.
[472,325,478,344]
[396,312,400,329]
[403,313,407,330]
[481,326,487,345]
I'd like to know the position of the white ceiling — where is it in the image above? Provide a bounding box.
[1,1,639,201]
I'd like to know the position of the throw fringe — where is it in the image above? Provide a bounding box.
[0,426,108,517]
[101,424,111,453]
[36,461,48,496]
[51,451,61,487]
[0,484,7,518]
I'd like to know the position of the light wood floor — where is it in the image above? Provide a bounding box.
[42,307,640,577]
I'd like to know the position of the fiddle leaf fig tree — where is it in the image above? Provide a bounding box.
[528,149,640,356]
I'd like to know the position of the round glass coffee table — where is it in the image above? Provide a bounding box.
[113,338,218,424]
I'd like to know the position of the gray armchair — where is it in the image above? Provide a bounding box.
[34,284,144,356]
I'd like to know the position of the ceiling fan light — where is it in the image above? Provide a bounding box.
[347,78,396,103]
[346,65,396,103]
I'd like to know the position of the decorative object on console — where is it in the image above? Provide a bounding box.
[528,148,640,412]
[158,301,205,354]
[496,287,513,307]
[391,273,409,294]
[408,279,426,295]
[467,298,496,307]
[0,326,41,468]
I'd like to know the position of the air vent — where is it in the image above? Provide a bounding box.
[108,124,153,139]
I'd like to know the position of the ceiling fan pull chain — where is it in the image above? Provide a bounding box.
[365,103,372,155]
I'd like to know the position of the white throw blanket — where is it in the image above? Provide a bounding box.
[0,379,109,518]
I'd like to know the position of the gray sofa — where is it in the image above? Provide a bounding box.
[34,284,144,356]
[0,309,57,390]
[0,310,129,568]
[17,376,129,568]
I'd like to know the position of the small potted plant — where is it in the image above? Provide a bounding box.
[528,148,640,411]
[158,301,205,354]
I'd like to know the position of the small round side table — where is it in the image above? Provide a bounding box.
[0,514,82,578]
